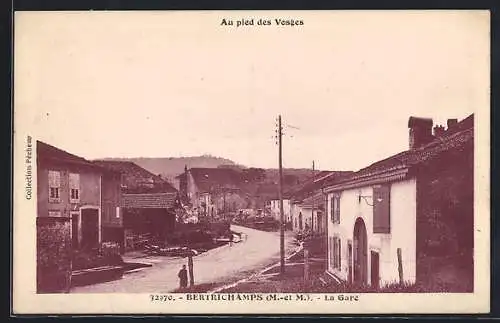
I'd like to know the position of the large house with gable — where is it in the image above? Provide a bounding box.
[94,160,181,249]
[177,167,249,219]
[37,141,123,250]
[323,114,474,291]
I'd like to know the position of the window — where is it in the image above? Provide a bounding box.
[48,210,62,217]
[48,170,61,203]
[337,238,342,269]
[335,196,340,223]
[331,195,341,224]
[373,185,391,233]
[330,197,334,222]
[329,236,342,270]
[69,173,80,203]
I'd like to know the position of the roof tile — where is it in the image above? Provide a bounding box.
[121,193,179,209]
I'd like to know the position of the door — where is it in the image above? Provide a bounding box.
[353,218,368,285]
[371,251,380,288]
[348,241,353,284]
[71,212,79,249]
[317,213,322,233]
[299,212,303,230]
[81,208,99,249]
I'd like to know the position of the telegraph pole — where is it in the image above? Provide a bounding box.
[277,115,285,274]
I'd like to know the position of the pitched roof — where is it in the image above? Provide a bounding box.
[288,171,353,201]
[94,160,157,178]
[121,193,179,209]
[189,167,243,193]
[330,114,474,189]
[300,193,327,209]
[37,141,115,173]
[94,160,177,193]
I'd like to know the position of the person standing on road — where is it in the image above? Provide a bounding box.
[178,264,188,289]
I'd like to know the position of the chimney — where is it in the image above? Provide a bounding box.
[433,125,446,137]
[447,118,458,130]
[408,116,434,149]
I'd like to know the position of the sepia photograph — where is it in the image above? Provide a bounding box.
[13,10,490,314]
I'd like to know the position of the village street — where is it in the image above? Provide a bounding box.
[71,225,297,293]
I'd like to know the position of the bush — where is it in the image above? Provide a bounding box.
[101,241,121,257]
[37,219,72,293]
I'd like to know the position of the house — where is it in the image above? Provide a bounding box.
[36,141,123,250]
[324,114,474,291]
[288,171,353,234]
[120,192,181,248]
[177,167,249,219]
[94,161,181,249]
[270,197,292,223]
[92,160,177,194]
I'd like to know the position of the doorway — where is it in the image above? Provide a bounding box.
[71,212,79,249]
[353,217,368,285]
[371,251,380,289]
[348,241,353,284]
[81,208,99,249]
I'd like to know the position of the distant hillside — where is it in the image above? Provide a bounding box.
[101,156,243,184]
[101,156,332,203]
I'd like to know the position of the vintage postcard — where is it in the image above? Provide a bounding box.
[13,10,490,314]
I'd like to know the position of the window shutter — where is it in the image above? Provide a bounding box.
[48,171,60,187]
[332,237,336,268]
[330,237,334,268]
[338,238,342,269]
[330,197,334,222]
[373,185,391,233]
[329,237,332,267]
[335,196,341,224]
[69,173,80,189]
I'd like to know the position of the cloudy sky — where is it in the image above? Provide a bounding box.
[15,11,488,171]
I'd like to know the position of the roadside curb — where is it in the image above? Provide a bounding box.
[207,241,304,294]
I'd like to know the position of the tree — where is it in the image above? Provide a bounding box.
[243,168,266,182]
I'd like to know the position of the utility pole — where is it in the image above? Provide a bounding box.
[277,115,285,275]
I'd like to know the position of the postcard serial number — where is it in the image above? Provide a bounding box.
[150,294,176,302]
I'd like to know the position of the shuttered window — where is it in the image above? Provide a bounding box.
[330,196,335,222]
[335,196,341,224]
[48,170,61,202]
[331,196,340,224]
[373,185,391,233]
[337,238,342,269]
[69,173,80,202]
[329,237,335,269]
[330,236,341,270]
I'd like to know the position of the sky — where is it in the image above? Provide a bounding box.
[15,11,489,171]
